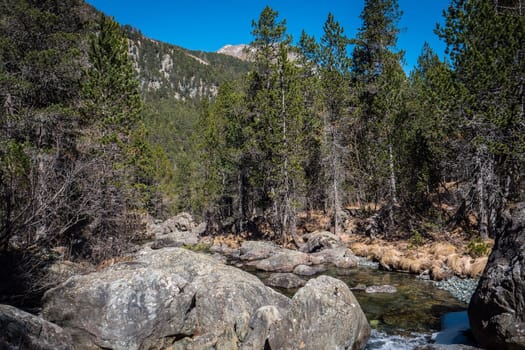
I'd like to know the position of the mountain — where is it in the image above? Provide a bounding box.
[125,28,252,101]
[217,44,251,61]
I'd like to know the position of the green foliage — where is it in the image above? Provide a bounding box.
[408,229,425,248]
[467,237,490,258]
[83,15,142,132]
[352,0,407,210]
[121,24,251,102]
[183,242,212,252]
[437,0,525,236]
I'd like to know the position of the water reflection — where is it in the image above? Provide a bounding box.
[248,265,466,335]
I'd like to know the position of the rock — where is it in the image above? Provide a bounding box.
[240,306,282,350]
[164,212,195,232]
[335,255,359,269]
[149,213,204,248]
[265,273,307,289]
[293,264,326,276]
[310,246,358,268]
[239,240,276,261]
[148,212,196,237]
[468,203,525,350]
[268,275,371,350]
[150,237,185,249]
[351,283,367,291]
[42,247,289,350]
[250,249,311,272]
[211,252,228,264]
[365,284,397,294]
[192,222,207,236]
[46,260,86,281]
[209,244,240,259]
[0,304,73,350]
[300,230,342,253]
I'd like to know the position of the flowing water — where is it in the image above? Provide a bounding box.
[248,265,469,349]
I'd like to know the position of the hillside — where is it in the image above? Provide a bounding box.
[124,27,252,101]
[0,0,251,305]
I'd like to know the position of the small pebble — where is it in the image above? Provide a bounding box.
[433,276,479,304]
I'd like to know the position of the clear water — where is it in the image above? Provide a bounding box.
[246,265,469,349]
[365,330,431,350]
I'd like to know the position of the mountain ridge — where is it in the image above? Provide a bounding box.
[217,44,251,61]
[124,26,252,101]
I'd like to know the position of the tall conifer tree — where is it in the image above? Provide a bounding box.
[438,0,525,238]
[352,0,405,219]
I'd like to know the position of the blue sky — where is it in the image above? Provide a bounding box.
[85,0,450,72]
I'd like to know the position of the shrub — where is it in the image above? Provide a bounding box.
[467,237,490,258]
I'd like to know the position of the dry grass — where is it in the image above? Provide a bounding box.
[349,242,369,256]
[368,244,385,260]
[213,234,243,248]
[379,249,401,270]
[430,262,445,281]
[431,242,457,258]
[469,257,488,278]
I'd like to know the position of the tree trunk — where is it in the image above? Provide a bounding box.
[476,149,489,240]
[388,142,397,228]
[331,125,340,235]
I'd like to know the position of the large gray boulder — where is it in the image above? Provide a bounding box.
[42,247,289,350]
[300,230,342,253]
[468,203,525,350]
[0,304,73,350]
[268,275,371,350]
[265,273,307,289]
[239,240,276,261]
[240,305,282,350]
[249,249,311,272]
[149,213,203,248]
[310,246,359,268]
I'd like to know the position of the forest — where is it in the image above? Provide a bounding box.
[188,0,524,247]
[0,0,524,316]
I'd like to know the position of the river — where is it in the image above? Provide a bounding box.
[248,264,472,349]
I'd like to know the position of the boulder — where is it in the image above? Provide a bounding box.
[300,230,342,253]
[163,212,195,232]
[351,283,367,291]
[0,304,73,350]
[209,244,241,259]
[148,213,205,248]
[268,275,371,350]
[310,246,359,268]
[239,240,276,261]
[264,273,307,289]
[240,306,282,350]
[293,264,326,276]
[42,247,289,350]
[365,284,397,294]
[468,203,525,350]
[250,249,311,272]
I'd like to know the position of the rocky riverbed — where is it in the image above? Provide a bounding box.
[0,213,492,349]
[433,276,479,304]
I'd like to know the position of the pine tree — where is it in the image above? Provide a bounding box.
[83,15,142,137]
[438,0,525,238]
[241,7,307,241]
[403,43,457,210]
[352,0,405,220]
[317,13,352,234]
[81,14,164,238]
